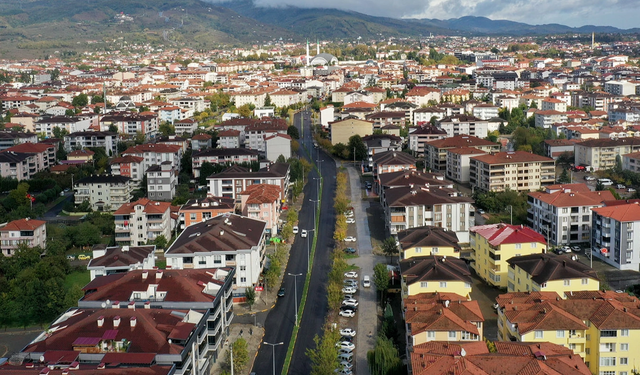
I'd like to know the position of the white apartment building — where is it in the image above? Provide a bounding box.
[122,143,183,173]
[74,175,133,211]
[575,138,640,171]
[534,110,568,129]
[408,126,447,157]
[114,198,173,247]
[527,184,614,246]
[471,104,499,120]
[591,203,640,271]
[0,218,46,257]
[437,115,489,139]
[470,151,555,192]
[446,147,489,183]
[604,80,637,96]
[147,162,177,201]
[64,131,118,155]
[35,116,92,138]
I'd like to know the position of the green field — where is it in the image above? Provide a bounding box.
[64,270,91,290]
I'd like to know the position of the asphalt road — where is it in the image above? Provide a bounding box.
[42,192,73,218]
[251,110,335,375]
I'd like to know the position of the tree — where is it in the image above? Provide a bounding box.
[381,237,398,263]
[307,328,340,375]
[557,169,571,184]
[367,336,404,375]
[159,122,176,136]
[237,104,253,118]
[347,135,367,161]
[245,287,256,310]
[227,338,249,373]
[49,68,60,81]
[153,235,168,249]
[287,125,300,140]
[264,93,272,107]
[52,126,68,139]
[373,263,390,303]
[596,180,605,191]
[199,161,216,185]
[71,93,89,108]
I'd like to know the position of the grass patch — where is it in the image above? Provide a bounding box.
[345,264,360,272]
[156,260,166,269]
[344,254,360,260]
[64,270,90,289]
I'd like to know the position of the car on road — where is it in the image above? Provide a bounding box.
[363,275,371,288]
[365,182,372,189]
[571,246,581,252]
[561,246,572,253]
[342,287,357,294]
[629,187,637,192]
[292,226,299,234]
[339,310,355,318]
[340,328,356,337]
[78,254,91,260]
[342,299,358,307]
[617,184,626,189]
[301,229,308,238]
[346,218,356,224]
[344,271,358,278]
[66,255,75,260]
[336,341,355,351]
[277,287,285,297]
[343,247,356,254]
[344,236,357,242]
[584,176,596,181]
[476,209,485,215]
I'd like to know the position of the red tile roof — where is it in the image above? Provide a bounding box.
[592,202,640,222]
[470,151,554,165]
[239,183,282,204]
[528,188,613,208]
[470,224,546,246]
[113,198,172,215]
[0,218,46,232]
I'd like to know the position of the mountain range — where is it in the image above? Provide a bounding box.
[0,0,637,58]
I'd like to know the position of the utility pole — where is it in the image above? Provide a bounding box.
[309,199,319,225]
[230,344,234,375]
[263,341,284,375]
[288,272,302,326]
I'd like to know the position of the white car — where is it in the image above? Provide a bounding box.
[340,361,353,371]
[342,287,357,294]
[343,294,355,300]
[339,310,355,318]
[342,299,358,307]
[301,229,308,238]
[344,236,357,242]
[339,328,356,337]
[336,341,355,351]
[629,187,637,192]
[344,211,354,218]
[363,275,371,288]
[344,271,358,278]
[334,369,353,375]
[292,226,299,234]
[343,280,358,287]
[346,218,356,224]
[561,246,572,253]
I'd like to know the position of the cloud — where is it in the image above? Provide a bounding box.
[243,0,639,29]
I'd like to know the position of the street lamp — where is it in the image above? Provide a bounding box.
[507,205,513,225]
[306,228,316,271]
[263,341,284,375]
[313,176,322,199]
[309,199,319,225]
[288,272,303,326]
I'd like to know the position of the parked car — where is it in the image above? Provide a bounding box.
[617,184,626,189]
[340,328,356,337]
[66,255,75,260]
[339,310,355,318]
[629,187,637,192]
[78,254,91,260]
[340,362,354,371]
[343,247,356,254]
[292,226,299,234]
[344,271,358,278]
[346,218,356,224]
[344,236,357,242]
[553,248,565,255]
[301,229,308,238]
[340,336,354,342]
[342,287,357,294]
[365,182,372,189]
[342,299,359,307]
[476,209,485,215]
[343,279,358,286]
[340,305,357,312]
[277,287,285,297]
[344,211,354,218]
[336,341,355,351]
[561,246,572,253]
[343,294,355,300]
[334,368,353,375]
[584,176,596,181]
[363,275,371,288]
[571,246,581,252]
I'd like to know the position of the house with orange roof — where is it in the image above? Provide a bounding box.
[528,184,614,246]
[113,198,174,247]
[0,218,47,257]
[405,87,441,107]
[238,184,282,234]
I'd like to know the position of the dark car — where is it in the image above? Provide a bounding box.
[343,247,356,254]
[340,305,358,312]
[277,287,285,297]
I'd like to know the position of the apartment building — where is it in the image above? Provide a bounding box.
[410,341,591,375]
[470,223,547,288]
[330,118,374,145]
[376,170,453,196]
[238,184,282,235]
[527,184,614,246]
[445,147,489,183]
[412,107,446,125]
[425,135,500,172]
[400,256,473,297]
[110,155,145,182]
[407,126,447,157]
[173,118,198,135]
[217,129,242,149]
[178,196,235,230]
[575,138,640,171]
[113,198,173,247]
[78,268,235,366]
[207,162,289,201]
[191,133,213,150]
[264,133,292,162]
[100,112,159,138]
[534,110,568,129]
[74,175,133,211]
[382,185,474,243]
[122,143,183,173]
[2,142,56,172]
[403,292,483,348]
[591,202,640,271]
[622,151,640,172]
[506,253,600,293]
[63,131,118,155]
[397,226,460,260]
[34,115,92,137]
[437,115,489,139]
[165,213,268,292]
[371,151,416,176]
[244,118,288,152]
[86,245,156,280]
[0,131,38,151]
[495,290,640,375]
[147,162,177,201]
[470,151,556,192]
[471,103,499,120]
[0,218,46,257]
[0,151,36,181]
[192,148,260,178]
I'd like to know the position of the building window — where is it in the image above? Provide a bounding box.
[431,247,438,253]
[603,343,615,352]
[190,213,197,220]
[620,358,628,365]
[601,330,617,337]
[621,343,629,351]
[213,255,222,264]
[415,247,422,253]
[427,331,435,339]
[530,243,536,248]
[534,330,543,339]
[556,330,565,338]
[439,282,447,288]
[621,329,629,337]
[582,278,588,285]
[240,277,246,283]
[515,243,522,249]
[420,282,428,288]
[240,266,246,271]
[448,331,456,339]
[564,280,570,286]
[599,357,615,366]
[598,372,615,375]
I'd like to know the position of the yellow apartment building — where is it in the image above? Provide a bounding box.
[397,226,461,260]
[507,253,600,293]
[400,256,472,297]
[471,224,547,288]
[329,118,373,145]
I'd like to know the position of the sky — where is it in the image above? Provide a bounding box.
[243,0,640,29]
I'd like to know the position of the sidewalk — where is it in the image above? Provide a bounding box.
[210,324,265,375]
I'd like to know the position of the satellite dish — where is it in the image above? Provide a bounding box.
[460,348,466,357]
[106,300,111,305]
[101,303,106,308]
[39,356,45,363]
